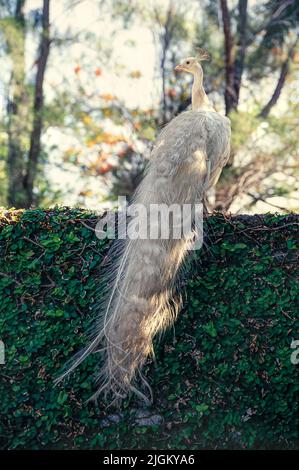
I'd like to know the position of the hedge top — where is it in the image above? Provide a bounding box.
[0,208,298,449]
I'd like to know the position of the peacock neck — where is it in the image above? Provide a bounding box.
[192,69,211,111]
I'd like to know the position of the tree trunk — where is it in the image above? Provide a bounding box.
[158,5,174,125]
[219,0,236,115]
[6,0,27,208]
[24,0,51,207]
[220,0,248,114]
[233,0,248,104]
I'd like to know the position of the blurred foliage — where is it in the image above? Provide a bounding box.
[0,208,298,449]
[0,0,298,210]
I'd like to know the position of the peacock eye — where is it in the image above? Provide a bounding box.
[186,61,190,65]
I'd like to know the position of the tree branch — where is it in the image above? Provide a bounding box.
[247,192,293,213]
[259,37,298,118]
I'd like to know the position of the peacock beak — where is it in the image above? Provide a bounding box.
[175,64,184,72]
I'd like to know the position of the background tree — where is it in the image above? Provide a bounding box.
[1,0,51,208]
[214,0,299,211]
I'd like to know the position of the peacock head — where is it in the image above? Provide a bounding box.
[175,49,210,75]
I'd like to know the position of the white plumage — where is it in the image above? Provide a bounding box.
[57,51,231,406]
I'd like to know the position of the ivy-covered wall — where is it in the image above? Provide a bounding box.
[0,208,298,450]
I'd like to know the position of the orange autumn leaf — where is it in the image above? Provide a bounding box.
[88,158,109,173]
[129,70,142,79]
[98,162,114,174]
[86,133,126,148]
[166,88,177,98]
[74,65,81,74]
[79,190,93,197]
[97,152,109,162]
[82,114,92,125]
[86,138,97,148]
[102,108,112,118]
[100,132,127,145]
[64,147,74,155]
[95,68,102,76]
[101,93,116,102]
[293,52,299,63]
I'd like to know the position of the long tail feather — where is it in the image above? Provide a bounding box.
[56,110,231,406]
